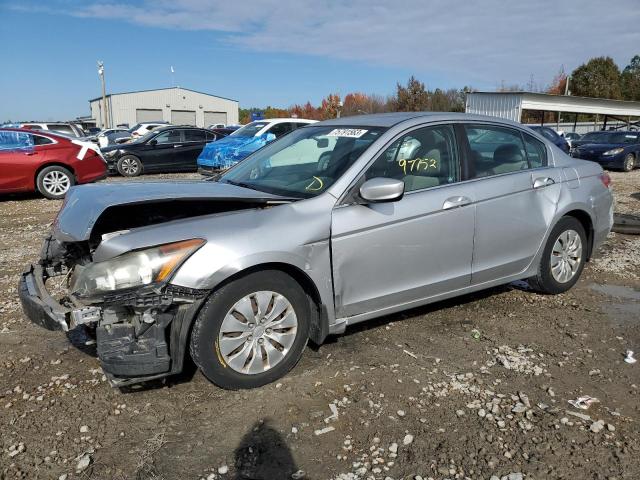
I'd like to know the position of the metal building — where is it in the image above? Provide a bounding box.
[89,87,239,129]
[466,91,640,131]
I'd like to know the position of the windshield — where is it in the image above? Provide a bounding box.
[231,121,269,137]
[581,132,639,144]
[219,125,386,198]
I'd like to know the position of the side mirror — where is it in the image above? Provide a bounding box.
[316,138,329,148]
[149,139,158,146]
[265,133,276,142]
[359,178,405,203]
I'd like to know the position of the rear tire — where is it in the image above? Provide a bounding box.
[117,155,143,177]
[190,270,310,389]
[36,166,75,200]
[528,216,587,294]
[622,153,635,172]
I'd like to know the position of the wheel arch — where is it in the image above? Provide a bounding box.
[34,162,76,190]
[181,261,330,360]
[558,208,595,260]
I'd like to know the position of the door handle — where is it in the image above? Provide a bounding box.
[442,196,472,210]
[173,144,183,148]
[533,177,555,189]
[24,151,37,156]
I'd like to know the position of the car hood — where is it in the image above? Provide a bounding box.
[54,180,287,242]
[576,143,626,152]
[197,135,269,169]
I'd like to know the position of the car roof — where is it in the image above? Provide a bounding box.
[262,118,317,124]
[314,112,527,128]
[0,127,71,140]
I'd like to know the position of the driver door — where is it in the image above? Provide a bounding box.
[330,124,475,319]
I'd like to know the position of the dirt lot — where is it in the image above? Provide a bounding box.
[1,171,639,480]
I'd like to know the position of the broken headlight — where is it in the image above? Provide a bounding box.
[71,239,204,297]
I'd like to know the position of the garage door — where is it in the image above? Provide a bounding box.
[171,110,196,126]
[136,109,163,123]
[204,111,228,126]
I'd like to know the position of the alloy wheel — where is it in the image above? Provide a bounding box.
[42,170,71,196]
[218,291,298,374]
[550,229,582,283]
[120,158,139,175]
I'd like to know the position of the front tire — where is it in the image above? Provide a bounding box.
[117,155,143,177]
[528,216,587,294]
[190,270,310,389]
[36,166,75,200]
[622,153,635,172]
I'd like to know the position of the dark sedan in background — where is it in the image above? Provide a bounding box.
[528,126,570,153]
[101,126,218,176]
[572,131,639,172]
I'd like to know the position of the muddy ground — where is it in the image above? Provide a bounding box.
[1,171,639,480]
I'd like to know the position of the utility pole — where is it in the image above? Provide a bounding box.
[97,61,109,128]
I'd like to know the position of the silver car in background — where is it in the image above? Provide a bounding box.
[20,113,613,389]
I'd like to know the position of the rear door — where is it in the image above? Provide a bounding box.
[461,124,561,284]
[142,129,184,172]
[180,129,208,170]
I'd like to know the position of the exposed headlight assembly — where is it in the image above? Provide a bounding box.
[603,147,624,156]
[71,239,204,297]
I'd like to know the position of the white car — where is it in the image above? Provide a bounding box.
[96,128,130,148]
[129,122,169,138]
[20,122,85,137]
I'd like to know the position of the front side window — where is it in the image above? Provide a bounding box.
[154,130,182,144]
[465,125,528,178]
[365,125,460,192]
[0,131,34,151]
[219,126,386,198]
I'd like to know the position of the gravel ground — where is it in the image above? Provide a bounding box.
[0,172,639,480]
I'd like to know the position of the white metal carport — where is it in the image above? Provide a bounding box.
[466,92,640,132]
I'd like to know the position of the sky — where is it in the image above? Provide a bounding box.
[1,0,639,121]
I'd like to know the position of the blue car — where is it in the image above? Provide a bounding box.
[197,118,315,174]
[572,131,639,172]
[528,126,570,154]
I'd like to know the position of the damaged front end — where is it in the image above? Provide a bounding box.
[20,235,209,386]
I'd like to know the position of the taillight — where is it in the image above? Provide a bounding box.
[599,172,612,189]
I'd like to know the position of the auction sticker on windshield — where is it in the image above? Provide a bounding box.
[327,128,368,138]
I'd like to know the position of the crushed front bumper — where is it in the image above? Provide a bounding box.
[20,260,207,386]
[19,264,71,331]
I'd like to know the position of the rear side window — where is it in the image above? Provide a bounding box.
[33,135,54,146]
[205,132,217,142]
[365,125,460,192]
[523,133,547,168]
[185,129,206,142]
[464,125,528,178]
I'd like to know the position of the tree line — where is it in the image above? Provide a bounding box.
[239,54,640,123]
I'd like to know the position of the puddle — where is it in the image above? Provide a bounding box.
[590,283,640,326]
[590,283,640,301]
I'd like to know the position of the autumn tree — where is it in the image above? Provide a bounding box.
[570,57,622,99]
[621,54,640,101]
[547,66,568,95]
[393,76,429,111]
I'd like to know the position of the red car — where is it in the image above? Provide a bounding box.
[0,128,107,199]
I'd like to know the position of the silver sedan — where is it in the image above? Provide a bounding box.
[20,112,613,389]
